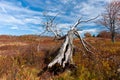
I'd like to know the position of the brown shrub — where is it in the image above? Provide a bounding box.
[84,32,92,37]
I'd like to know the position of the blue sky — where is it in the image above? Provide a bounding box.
[0,0,111,36]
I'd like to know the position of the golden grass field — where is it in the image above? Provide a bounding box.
[0,35,119,80]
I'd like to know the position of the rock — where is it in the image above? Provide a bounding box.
[117,68,120,73]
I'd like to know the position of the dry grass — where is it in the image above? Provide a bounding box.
[0,35,119,80]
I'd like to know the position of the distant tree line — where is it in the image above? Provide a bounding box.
[97,31,120,39]
[84,31,120,39]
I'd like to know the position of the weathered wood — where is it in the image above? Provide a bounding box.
[48,30,74,68]
[42,14,98,69]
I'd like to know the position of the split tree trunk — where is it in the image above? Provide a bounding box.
[48,30,74,68]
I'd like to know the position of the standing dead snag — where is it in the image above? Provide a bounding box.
[40,14,98,73]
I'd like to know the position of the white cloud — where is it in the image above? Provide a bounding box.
[0,0,43,33]
[0,14,24,25]
[81,22,96,27]
[0,1,42,15]
[58,23,72,29]
[11,26,19,30]
[60,0,72,4]
[78,1,104,18]
[74,0,110,16]
[46,12,58,16]
[1,6,7,13]
[23,17,43,24]
[0,0,112,35]
[92,0,111,3]
[78,28,98,35]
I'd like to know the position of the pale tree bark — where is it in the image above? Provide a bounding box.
[47,16,98,68]
[38,13,98,75]
[48,29,95,68]
[48,30,74,68]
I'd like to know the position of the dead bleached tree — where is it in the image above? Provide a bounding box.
[41,14,98,69]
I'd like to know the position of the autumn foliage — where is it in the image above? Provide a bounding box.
[0,35,119,80]
[97,31,120,39]
[84,32,92,38]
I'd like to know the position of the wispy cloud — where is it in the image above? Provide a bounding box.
[0,0,110,35]
[11,26,19,30]
[79,28,98,33]
[59,0,72,4]
[0,0,44,35]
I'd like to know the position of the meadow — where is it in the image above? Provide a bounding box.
[0,35,119,80]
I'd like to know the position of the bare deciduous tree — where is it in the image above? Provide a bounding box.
[98,0,120,42]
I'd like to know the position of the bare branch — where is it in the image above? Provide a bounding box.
[42,13,62,38]
[97,0,120,42]
[72,16,99,29]
[71,17,82,29]
[74,31,94,54]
